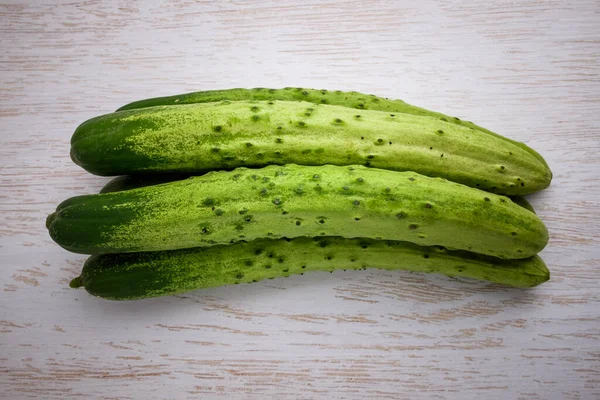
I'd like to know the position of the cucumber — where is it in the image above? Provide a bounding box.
[100,175,538,215]
[116,87,549,169]
[509,196,536,214]
[70,236,550,301]
[72,100,551,195]
[47,164,548,258]
[99,174,191,194]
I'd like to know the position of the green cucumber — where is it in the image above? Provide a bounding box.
[47,164,548,258]
[99,174,191,194]
[70,236,550,301]
[509,196,536,214]
[100,175,538,215]
[72,100,551,195]
[116,87,549,169]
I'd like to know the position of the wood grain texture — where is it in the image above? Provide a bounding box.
[1,1,599,399]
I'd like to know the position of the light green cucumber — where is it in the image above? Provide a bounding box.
[70,237,550,301]
[115,87,549,169]
[47,164,548,258]
[72,100,551,195]
[99,174,538,216]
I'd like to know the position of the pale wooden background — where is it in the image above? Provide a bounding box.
[1,1,599,399]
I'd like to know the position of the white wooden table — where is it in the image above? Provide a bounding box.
[1,1,599,399]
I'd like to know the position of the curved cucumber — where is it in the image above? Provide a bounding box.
[116,87,549,169]
[100,175,538,216]
[70,237,550,301]
[72,100,551,195]
[47,164,548,258]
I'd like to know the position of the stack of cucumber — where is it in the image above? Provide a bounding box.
[47,88,553,300]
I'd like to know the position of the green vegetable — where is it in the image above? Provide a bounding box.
[509,196,536,214]
[116,87,548,169]
[99,174,191,194]
[72,100,551,195]
[103,177,537,218]
[47,164,548,258]
[100,174,538,214]
[70,236,550,300]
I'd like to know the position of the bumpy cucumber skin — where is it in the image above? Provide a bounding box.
[48,164,548,259]
[72,100,551,195]
[71,237,550,301]
[115,87,549,169]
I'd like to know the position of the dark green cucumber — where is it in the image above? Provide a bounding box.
[115,87,549,169]
[99,174,191,194]
[72,100,551,195]
[47,164,548,258]
[70,237,550,301]
[510,196,536,214]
